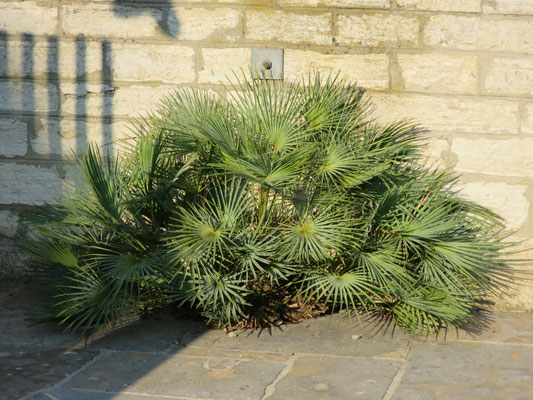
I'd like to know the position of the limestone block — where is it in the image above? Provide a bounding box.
[31,118,116,157]
[60,82,115,117]
[337,14,420,47]
[0,37,104,81]
[451,138,533,178]
[458,181,529,230]
[0,210,19,237]
[494,237,533,311]
[483,0,533,15]
[370,93,520,134]
[61,3,163,38]
[0,118,27,157]
[0,163,65,205]
[0,38,50,80]
[58,39,110,81]
[421,138,449,166]
[284,50,389,90]
[246,10,332,45]
[278,0,389,7]
[396,53,478,94]
[198,48,251,84]
[62,84,175,118]
[424,15,533,54]
[396,0,481,12]
[0,81,59,113]
[484,57,533,96]
[523,103,533,134]
[110,43,195,83]
[171,7,242,41]
[0,1,57,35]
[62,3,242,41]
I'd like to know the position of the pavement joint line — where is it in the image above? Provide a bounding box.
[118,390,214,400]
[260,354,297,400]
[381,341,412,400]
[186,344,293,356]
[26,387,214,400]
[19,348,114,400]
[423,339,533,347]
[281,351,409,362]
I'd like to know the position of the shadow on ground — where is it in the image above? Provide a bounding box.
[3,282,533,400]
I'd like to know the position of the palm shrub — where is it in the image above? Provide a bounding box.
[20,73,516,336]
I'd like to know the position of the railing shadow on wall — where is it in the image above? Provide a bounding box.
[113,0,179,37]
[0,30,114,162]
[0,10,255,400]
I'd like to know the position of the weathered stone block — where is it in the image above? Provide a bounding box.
[111,43,195,83]
[62,4,242,41]
[0,81,59,113]
[279,0,389,7]
[31,118,119,157]
[0,38,102,82]
[523,103,533,134]
[0,38,49,80]
[60,82,115,117]
[337,14,420,47]
[0,118,27,157]
[424,15,533,54]
[171,7,242,41]
[62,84,175,118]
[451,138,533,178]
[458,181,529,230]
[59,39,110,81]
[421,138,449,166]
[0,210,19,237]
[0,1,57,35]
[285,50,389,90]
[396,0,481,12]
[482,0,533,15]
[397,53,478,94]
[371,93,520,134]
[198,48,250,84]
[61,3,164,38]
[246,10,332,45]
[484,57,533,96]
[0,163,65,205]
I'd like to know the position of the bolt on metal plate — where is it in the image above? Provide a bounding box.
[251,48,284,80]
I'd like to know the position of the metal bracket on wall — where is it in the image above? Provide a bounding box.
[251,48,284,80]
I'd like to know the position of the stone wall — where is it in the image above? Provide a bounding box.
[0,0,532,308]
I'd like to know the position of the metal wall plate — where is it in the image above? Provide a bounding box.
[251,48,284,80]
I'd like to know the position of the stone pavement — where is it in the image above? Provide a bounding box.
[2,283,533,400]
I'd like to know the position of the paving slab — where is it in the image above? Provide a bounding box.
[392,341,533,400]
[182,314,410,359]
[65,350,286,400]
[268,355,400,400]
[451,312,533,344]
[27,388,205,400]
[87,314,209,354]
[0,286,78,348]
[0,344,98,400]
[3,283,533,400]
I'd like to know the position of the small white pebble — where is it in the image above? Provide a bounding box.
[351,334,362,340]
[227,331,237,338]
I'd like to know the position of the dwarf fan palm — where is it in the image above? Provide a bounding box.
[20,73,517,335]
